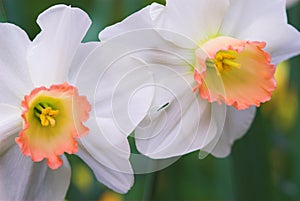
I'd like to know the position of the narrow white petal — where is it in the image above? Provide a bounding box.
[77,117,133,193]
[210,106,256,157]
[99,3,164,41]
[28,5,91,86]
[0,140,70,201]
[0,104,22,142]
[0,23,33,106]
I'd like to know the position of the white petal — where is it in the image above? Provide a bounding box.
[153,0,229,46]
[75,32,171,134]
[220,0,286,36]
[99,3,164,41]
[77,148,133,194]
[0,104,22,142]
[135,65,227,158]
[68,42,98,84]
[210,106,256,157]
[28,5,91,86]
[0,23,33,106]
[33,156,71,200]
[0,140,71,201]
[77,117,133,193]
[99,2,198,49]
[251,23,300,64]
[92,57,154,134]
[220,0,300,64]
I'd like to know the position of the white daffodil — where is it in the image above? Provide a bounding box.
[0,4,154,200]
[99,0,300,159]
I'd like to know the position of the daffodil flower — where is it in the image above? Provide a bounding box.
[99,0,300,159]
[0,4,150,199]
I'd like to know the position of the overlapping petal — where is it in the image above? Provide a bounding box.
[153,0,229,46]
[211,106,256,157]
[0,104,21,142]
[68,42,98,84]
[75,32,171,134]
[135,65,226,158]
[0,24,33,106]
[77,117,133,193]
[0,138,70,201]
[99,3,164,41]
[27,5,92,86]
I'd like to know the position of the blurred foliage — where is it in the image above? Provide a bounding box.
[1,0,299,201]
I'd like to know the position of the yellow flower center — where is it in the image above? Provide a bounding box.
[212,50,240,75]
[34,103,59,127]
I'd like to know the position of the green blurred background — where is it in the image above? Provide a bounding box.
[1,0,299,200]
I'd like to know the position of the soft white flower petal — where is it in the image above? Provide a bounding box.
[77,148,133,194]
[135,65,226,158]
[0,137,70,201]
[0,23,33,106]
[28,4,91,86]
[76,32,174,134]
[0,104,21,142]
[77,117,133,193]
[210,106,256,157]
[99,3,164,41]
[220,0,300,64]
[94,58,155,134]
[248,23,300,64]
[99,2,198,49]
[68,42,98,84]
[152,0,229,46]
[220,0,286,36]
[33,156,70,200]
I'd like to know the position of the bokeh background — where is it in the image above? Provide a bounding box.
[0,0,299,200]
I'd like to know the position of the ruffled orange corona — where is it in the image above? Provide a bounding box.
[194,36,276,110]
[16,83,91,169]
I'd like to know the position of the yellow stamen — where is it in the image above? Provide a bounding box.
[34,103,59,127]
[213,50,240,75]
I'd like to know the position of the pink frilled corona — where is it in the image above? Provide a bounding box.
[16,83,91,169]
[194,36,276,110]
